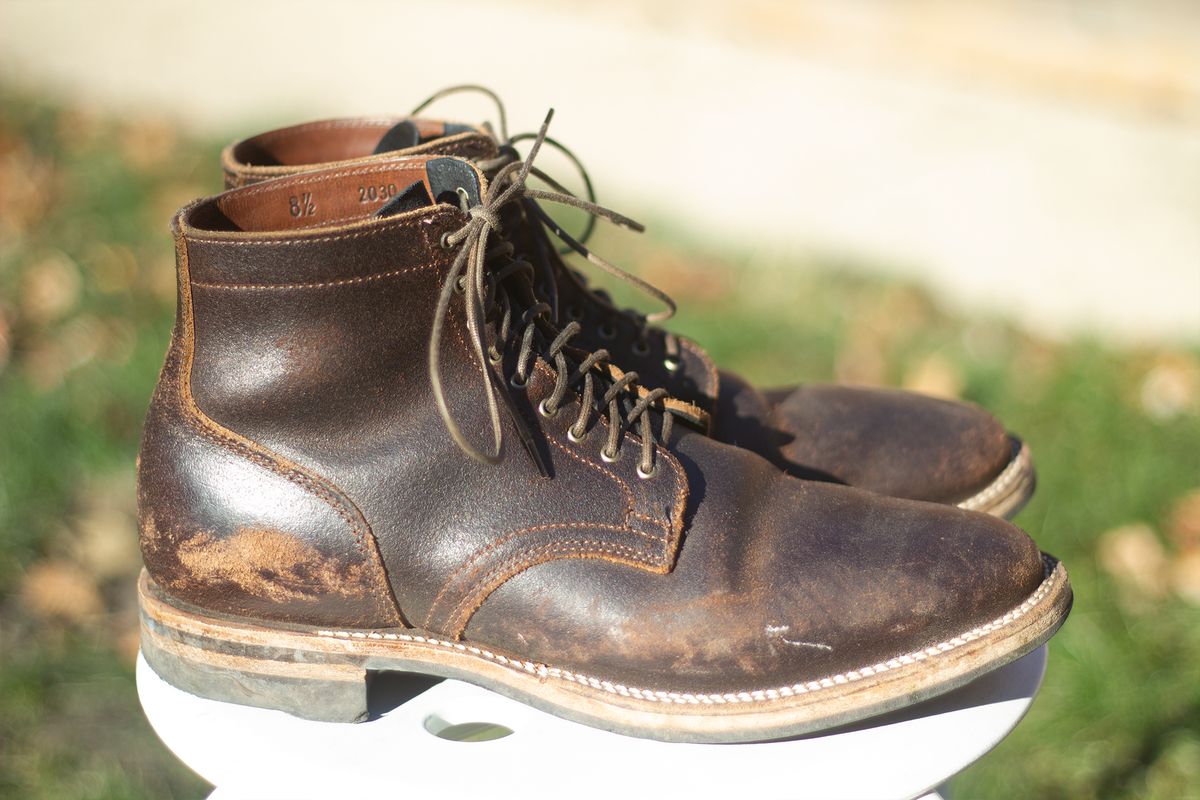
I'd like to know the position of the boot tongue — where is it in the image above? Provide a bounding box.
[375,157,482,218]
[372,120,480,155]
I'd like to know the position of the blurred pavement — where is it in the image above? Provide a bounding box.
[2,0,1197,342]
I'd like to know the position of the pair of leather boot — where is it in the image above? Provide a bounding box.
[137,90,1070,742]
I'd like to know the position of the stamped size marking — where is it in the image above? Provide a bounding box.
[289,193,316,217]
[358,183,398,204]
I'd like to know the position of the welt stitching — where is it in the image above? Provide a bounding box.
[957,444,1029,512]
[425,521,658,629]
[444,539,652,636]
[190,263,435,291]
[320,555,1061,704]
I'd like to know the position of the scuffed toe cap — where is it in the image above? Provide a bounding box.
[465,436,1048,697]
[770,383,1015,504]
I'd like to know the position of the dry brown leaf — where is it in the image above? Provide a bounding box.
[119,117,179,172]
[903,352,964,399]
[20,252,81,325]
[835,327,887,386]
[1139,353,1200,421]
[1097,523,1169,602]
[75,506,140,580]
[86,242,139,295]
[0,304,11,374]
[1167,488,1200,552]
[21,339,69,392]
[1170,549,1200,605]
[0,143,55,236]
[20,560,103,623]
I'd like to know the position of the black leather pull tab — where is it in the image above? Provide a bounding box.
[440,122,474,137]
[372,120,421,154]
[375,181,433,218]
[427,157,482,208]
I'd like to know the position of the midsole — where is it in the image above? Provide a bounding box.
[140,554,1068,717]
[957,438,1035,518]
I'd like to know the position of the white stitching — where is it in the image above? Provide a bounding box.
[190,263,436,291]
[957,441,1033,512]
[316,555,1060,705]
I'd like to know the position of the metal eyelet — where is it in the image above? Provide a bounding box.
[663,356,681,373]
[538,399,558,418]
[636,462,657,480]
[510,372,528,389]
[565,305,584,321]
[440,232,454,250]
[488,346,503,365]
[600,446,620,463]
[597,322,617,340]
[632,340,651,357]
[567,425,588,443]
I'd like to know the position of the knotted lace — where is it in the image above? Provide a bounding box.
[429,111,677,478]
[412,85,680,354]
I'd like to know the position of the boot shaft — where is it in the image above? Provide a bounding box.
[221,113,724,416]
[139,156,688,635]
[222,118,499,188]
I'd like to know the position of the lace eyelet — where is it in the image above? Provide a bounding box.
[597,322,617,340]
[663,356,681,373]
[488,346,503,365]
[636,462,657,480]
[565,305,584,322]
[510,372,529,389]
[632,340,651,357]
[567,425,588,443]
[440,232,454,250]
[538,399,558,418]
[600,446,620,463]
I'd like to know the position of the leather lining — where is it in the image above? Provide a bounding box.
[210,159,440,232]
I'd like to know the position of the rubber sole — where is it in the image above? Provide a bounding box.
[138,554,1070,744]
[957,438,1036,520]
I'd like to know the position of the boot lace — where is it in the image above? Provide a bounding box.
[413,85,680,365]
[430,111,679,479]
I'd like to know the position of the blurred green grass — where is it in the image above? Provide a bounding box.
[1,85,1198,799]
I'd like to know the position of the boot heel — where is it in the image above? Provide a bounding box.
[138,574,371,723]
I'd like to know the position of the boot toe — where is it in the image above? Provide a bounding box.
[464,446,1048,698]
[770,383,1015,504]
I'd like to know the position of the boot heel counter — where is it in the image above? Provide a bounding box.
[137,242,402,630]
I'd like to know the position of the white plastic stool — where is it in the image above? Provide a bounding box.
[138,645,1047,800]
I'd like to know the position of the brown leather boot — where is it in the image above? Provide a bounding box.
[218,100,1035,520]
[139,147,1069,742]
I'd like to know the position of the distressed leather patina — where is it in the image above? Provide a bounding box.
[138,155,1049,698]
